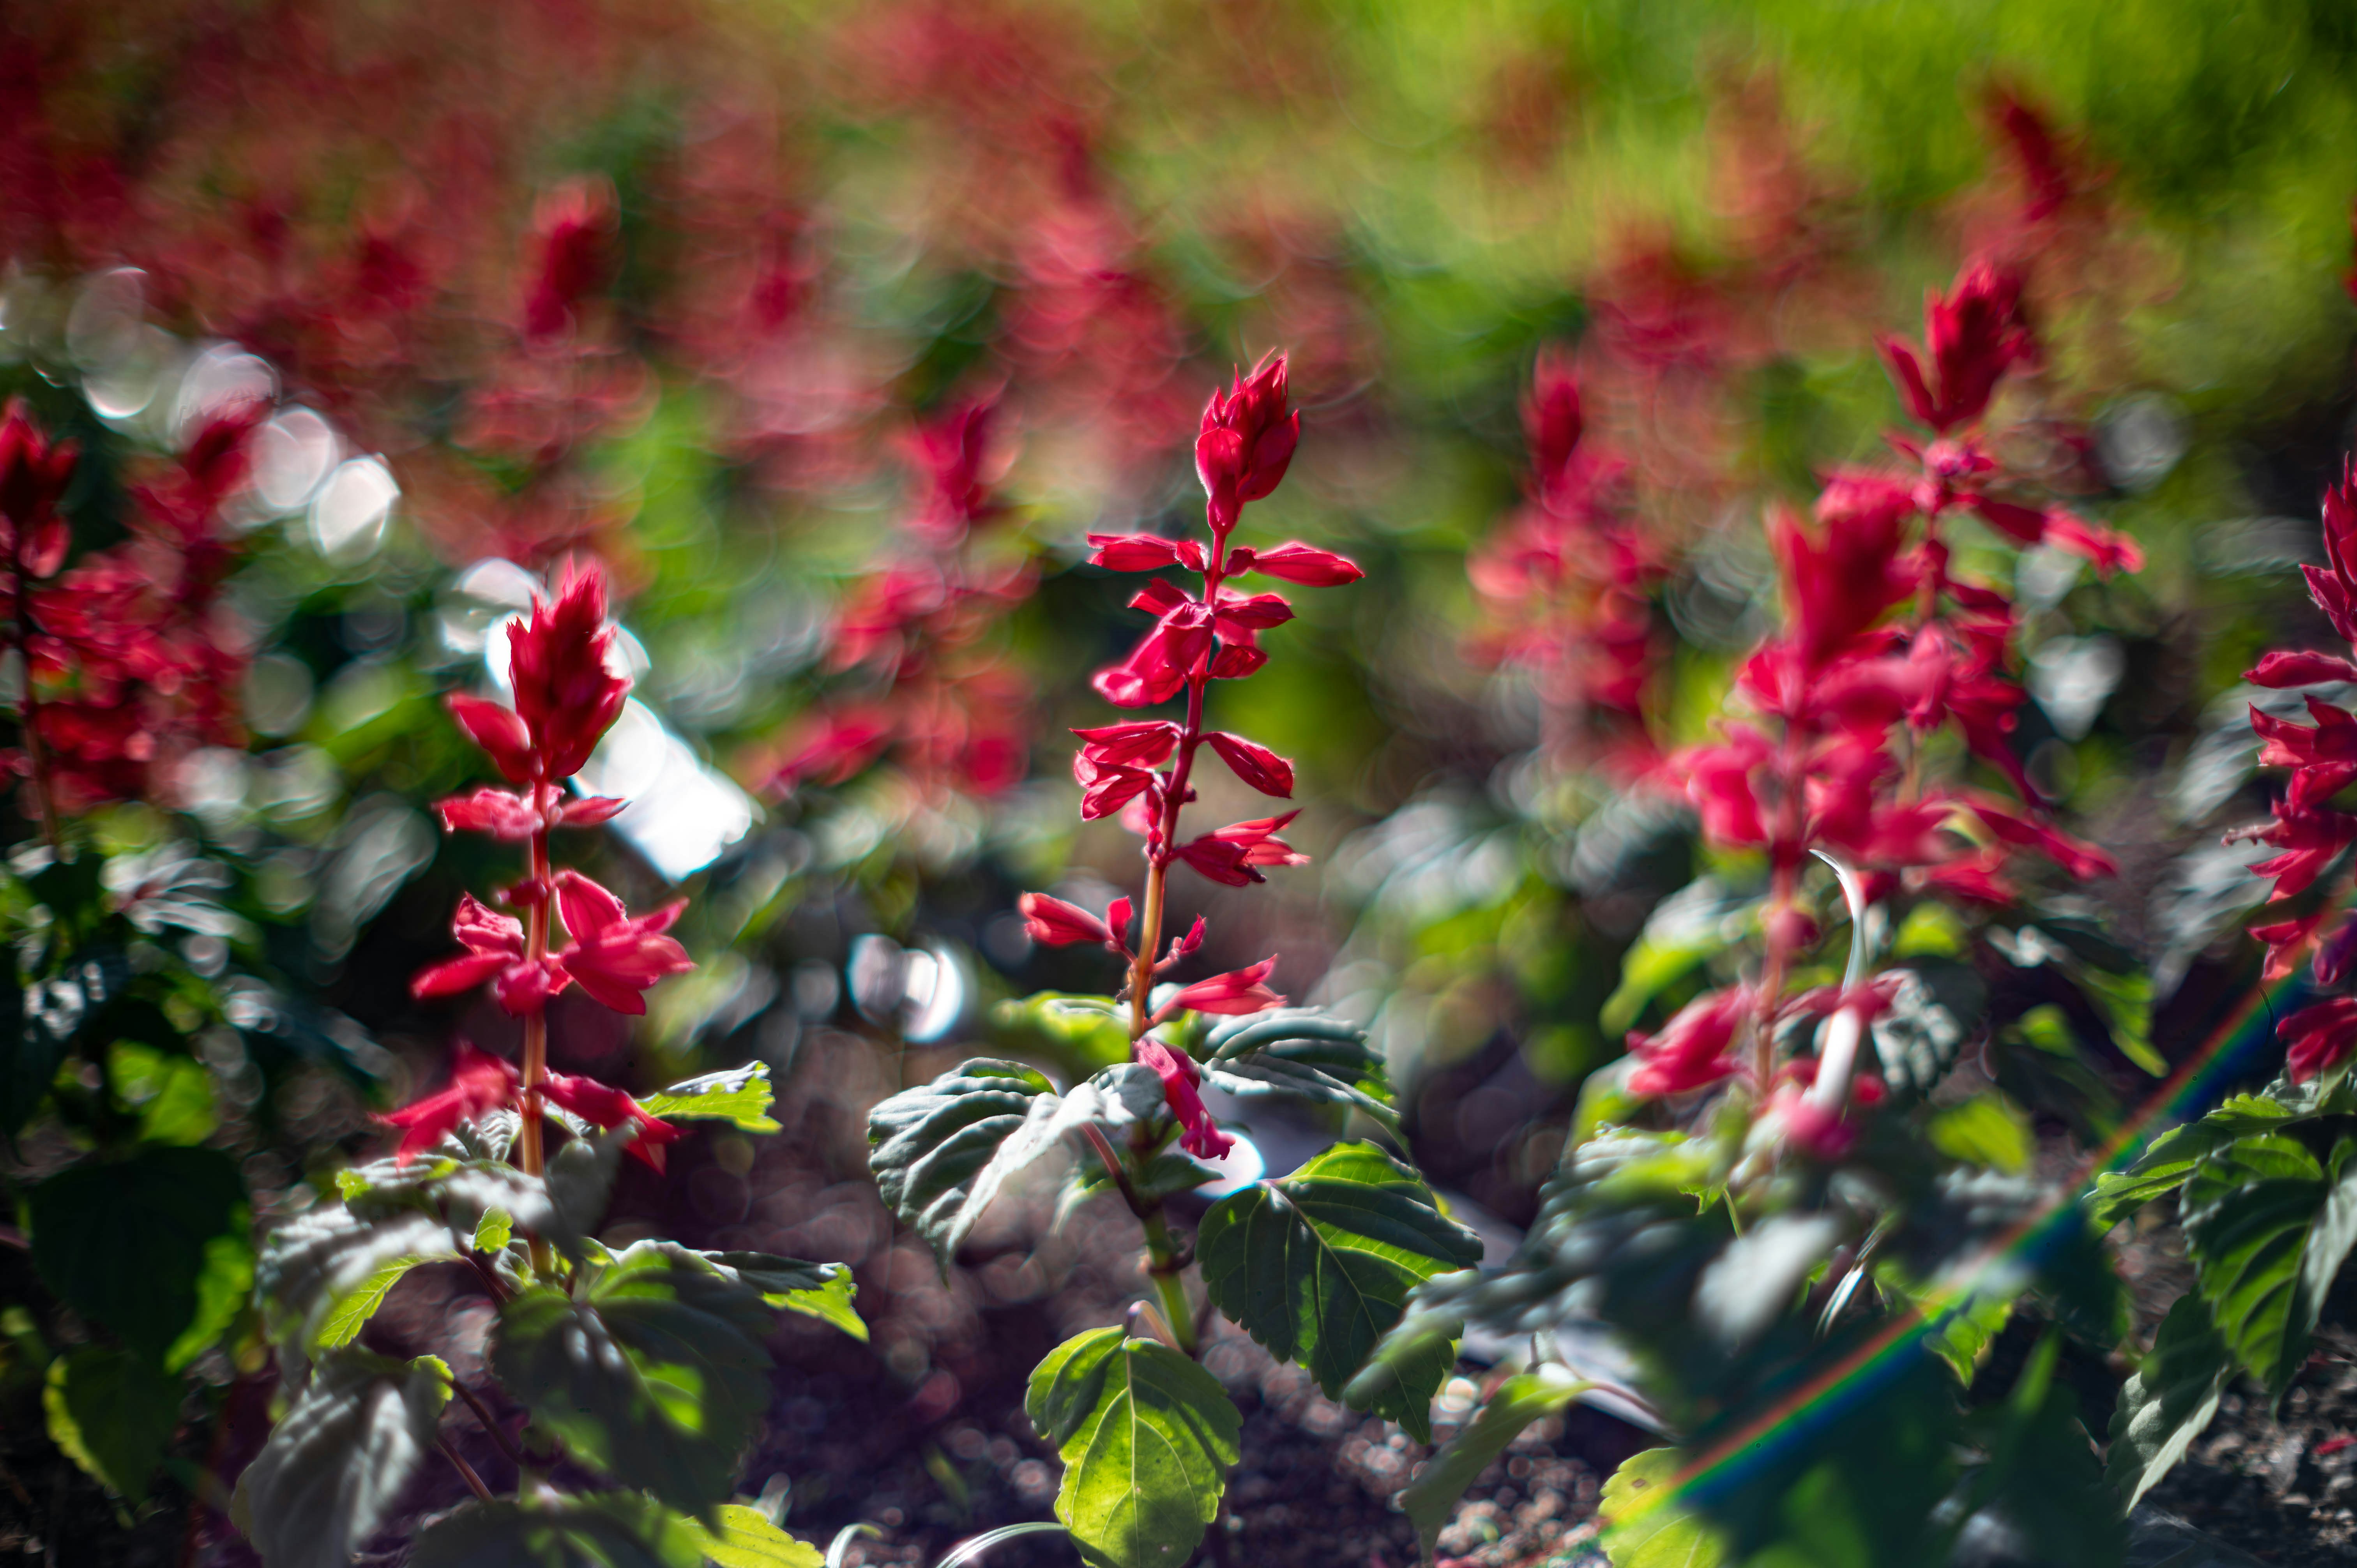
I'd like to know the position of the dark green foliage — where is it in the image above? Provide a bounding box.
[232,1351,451,1568]
[1198,1141,1481,1441]
[27,1144,244,1358]
[489,1243,780,1515]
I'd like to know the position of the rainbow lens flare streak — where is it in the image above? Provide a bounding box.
[1626,968,2300,1524]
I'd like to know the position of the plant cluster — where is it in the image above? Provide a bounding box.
[236,563,864,1567]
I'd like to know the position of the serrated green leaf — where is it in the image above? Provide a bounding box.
[2104,1294,2237,1514]
[2087,1097,2292,1231]
[233,1350,449,1568]
[257,1201,461,1358]
[640,1063,781,1133]
[44,1346,180,1500]
[1399,1367,1588,1559]
[700,1251,866,1342]
[411,1494,707,1568]
[1200,1142,1482,1442]
[1024,1328,1240,1568]
[490,1242,777,1514]
[1201,1007,1371,1064]
[1598,1448,1728,1568]
[315,1255,437,1351]
[683,1505,825,1567]
[1201,1039,1399,1137]
[27,1145,244,1358]
[868,1058,1062,1263]
[2181,1132,2357,1402]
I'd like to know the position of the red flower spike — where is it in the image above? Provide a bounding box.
[540,1072,683,1171]
[1879,262,2034,434]
[562,796,627,827]
[1091,603,1214,708]
[1173,812,1307,887]
[1626,988,1747,1097]
[1159,957,1285,1021]
[0,399,78,580]
[1205,732,1295,798]
[1019,892,1118,951]
[1777,501,1918,672]
[376,1044,520,1167]
[2247,650,2357,688]
[1073,720,1182,768]
[507,562,631,780]
[1074,755,1160,820]
[552,869,693,1016]
[1232,542,1365,587]
[1195,351,1300,535]
[2280,997,2357,1084]
[1089,533,1188,572]
[1162,916,1206,967]
[2251,910,2329,983]
[447,694,536,784]
[1524,350,1585,506]
[412,893,571,1016]
[1967,797,2118,881]
[436,788,541,840]
[1133,1038,1233,1161]
[2231,801,2357,903]
[522,179,615,341]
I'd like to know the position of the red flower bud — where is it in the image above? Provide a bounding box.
[1195,351,1300,534]
[1231,542,1364,587]
[1157,956,1284,1021]
[1133,1038,1232,1160]
[1073,720,1182,768]
[540,1071,683,1171]
[1204,732,1294,798]
[2281,996,2357,1084]
[447,694,536,784]
[1018,891,1120,952]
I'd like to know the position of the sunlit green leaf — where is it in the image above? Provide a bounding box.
[1024,1328,1240,1568]
[2182,1131,2357,1402]
[44,1345,180,1500]
[682,1505,825,1567]
[700,1251,867,1342]
[640,1063,780,1134]
[1597,1448,1728,1568]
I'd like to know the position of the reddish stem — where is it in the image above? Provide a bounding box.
[519,820,552,1178]
[1129,547,1224,1040]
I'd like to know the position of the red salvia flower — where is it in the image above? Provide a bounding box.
[540,1072,683,1171]
[411,894,571,1017]
[1626,988,1748,1097]
[376,1044,521,1167]
[0,398,78,579]
[505,562,632,781]
[552,870,694,1017]
[1195,350,1300,537]
[1133,1038,1233,1161]
[2280,997,2357,1084]
[1157,957,1285,1021]
[1877,261,2035,434]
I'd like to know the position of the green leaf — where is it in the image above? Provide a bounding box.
[1961,1334,2124,1568]
[1599,881,1754,1036]
[1398,1367,1587,1559]
[991,993,1133,1074]
[1201,1007,1371,1064]
[640,1063,781,1133]
[700,1251,867,1342]
[166,1227,256,1373]
[1926,1095,2032,1174]
[1200,1142,1482,1442]
[1201,1034,1398,1137]
[27,1145,244,1357]
[2181,1131,2357,1401]
[411,1494,707,1568]
[2087,1096,2291,1231]
[257,1201,462,1358]
[682,1505,825,1567]
[232,1351,450,1568]
[1023,1328,1241,1568]
[1597,1448,1728,1568]
[868,1058,1062,1263]
[2104,1294,2237,1515]
[315,1255,438,1351]
[490,1242,779,1514]
[475,1208,514,1254]
[44,1346,181,1500]
[107,1040,217,1146]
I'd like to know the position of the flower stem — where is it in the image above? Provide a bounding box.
[1131,553,1221,1041]
[521,825,553,1275]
